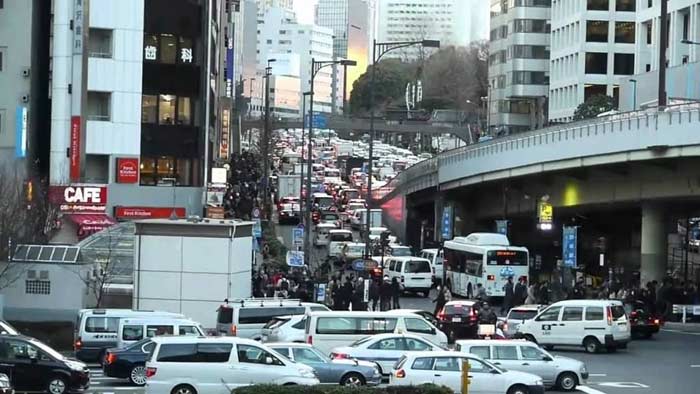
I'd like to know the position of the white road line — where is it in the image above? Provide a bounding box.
[661,329,700,336]
[691,365,700,368]
[588,374,607,377]
[577,385,608,394]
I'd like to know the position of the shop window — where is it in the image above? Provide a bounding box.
[614,53,634,75]
[140,156,197,186]
[615,22,635,44]
[142,95,157,123]
[159,94,176,125]
[88,29,113,58]
[586,21,608,42]
[585,52,607,74]
[177,97,192,125]
[160,34,177,64]
[87,91,111,121]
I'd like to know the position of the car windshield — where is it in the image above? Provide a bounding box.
[508,310,538,320]
[405,260,431,273]
[31,340,64,360]
[331,233,353,242]
[444,304,474,316]
[323,214,339,221]
[611,305,627,320]
[391,248,412,257]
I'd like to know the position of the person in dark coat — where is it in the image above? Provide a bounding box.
[433,286,447,316]
[379,276,392,311]
[341,278,354,311]
[514,278,527,305]
[501,276,515,314]
[391,277,401,309]
[369,279,380,311]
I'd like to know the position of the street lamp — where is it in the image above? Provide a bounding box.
[304,58,357,269]
[300,91,311,214]
[629,79,638,110]
[262,58,276,219]
[364,39,440,258]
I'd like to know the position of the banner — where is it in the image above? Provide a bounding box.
[225,37,234,98]
[70,116,81,182]
[441,205,453,240]
[220,109,231,160]
[562,226,578,268]
[15,107,27,158]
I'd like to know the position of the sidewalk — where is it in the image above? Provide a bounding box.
[663,321,700,333]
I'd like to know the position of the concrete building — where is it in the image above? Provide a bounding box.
[375,0,488,61]
[549,0,636,123]
[256,0,294,14]
[0,0,51,170]
[316,0,370,113]
[488,0,551,134]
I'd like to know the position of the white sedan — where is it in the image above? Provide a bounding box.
[330,333,441,375]
[390,350,545,394]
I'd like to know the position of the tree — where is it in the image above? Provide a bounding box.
[573,95,616,120]
[349,59,416,116]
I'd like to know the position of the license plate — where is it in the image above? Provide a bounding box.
[452,317,462,323]
[618,325,628,331]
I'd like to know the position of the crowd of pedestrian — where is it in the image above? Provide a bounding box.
[224,151,261,219]
[252,269,316,302]
[324,275,403,312]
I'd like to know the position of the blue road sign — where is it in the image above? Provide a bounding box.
[305,113,328,129]
[253,219,262,238]
[441,205,453,240]
[352,259,366,271]
[293,227,304,246]
[495,220,508,236]
[286,251,305,267]
[562,226,578,268]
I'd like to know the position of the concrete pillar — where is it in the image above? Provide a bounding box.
[640,203,668,285]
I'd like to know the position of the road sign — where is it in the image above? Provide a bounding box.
[316,283,326,303]
[253,219,262,238]
[252,207,261,219]
[293,227,304,247]
[562,226,577,268]
[307,112,327,129]
[286,251,304,267]
[495,220,508,236]
[363,279,370,303]
[441,205,453,240]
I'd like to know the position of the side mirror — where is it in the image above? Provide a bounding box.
[265,356,274,365]
[542,355,553,362]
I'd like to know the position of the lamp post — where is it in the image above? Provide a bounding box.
[262,58,276,219]
[300,92,311,215]
[364,39,440,258]
[629,79,638,110]
[305,58,357,270]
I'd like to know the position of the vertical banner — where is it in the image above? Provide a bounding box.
[225,37,234,98]
[495,219,508,236]
[220,109,231,160]
[15,107,27,158]
[441,205,453,240]
[562,226,578,268]
[70,116,81,182]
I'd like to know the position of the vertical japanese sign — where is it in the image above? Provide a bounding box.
[73,0,84,55]
[495,220,508,236]
[441,205,453,241]
[220,109,231,160]
[70,116,81,182]
[562,226,578,268]
[225,37,234,98]
[15,107,27,158]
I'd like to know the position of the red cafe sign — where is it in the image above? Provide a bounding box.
[114,206,186,220]
[49,185,108,213]
[116,158,139,183]
[69,116,81,182]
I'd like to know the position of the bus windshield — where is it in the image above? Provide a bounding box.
[486,250,528,266]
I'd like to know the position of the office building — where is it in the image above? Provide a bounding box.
[488,0,551,134]
[549,0,636,123]
[316,0,370,113]
[256,0,294,14]
[0,0,51,170]
[376,0,488,61]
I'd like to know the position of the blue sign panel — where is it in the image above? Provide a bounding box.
[352,259,366,271]
[286,251,305,267]
[293,227,304,247]
[495,220,508,236]
[15,107,27,158]
[441,205,453,240]
[562,226,578,268]
[307,112,327,129]
[253,219,262,238]
[316,284,326,302]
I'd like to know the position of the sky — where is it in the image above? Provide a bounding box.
[294,0,318,24]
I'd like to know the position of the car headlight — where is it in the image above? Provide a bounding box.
[299,368,316,379]
[535,379,544,386]
[66,361,86,372]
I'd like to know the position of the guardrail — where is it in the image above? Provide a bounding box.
[672,304,700,323]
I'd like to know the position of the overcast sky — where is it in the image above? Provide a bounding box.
[294,0,318,24]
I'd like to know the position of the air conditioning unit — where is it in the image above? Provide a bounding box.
[39,270,49,280]
[22,68,31,78]
[21,94,29,103]
[27,270,37,279]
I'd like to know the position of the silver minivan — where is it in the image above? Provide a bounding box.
[456,339,588,391]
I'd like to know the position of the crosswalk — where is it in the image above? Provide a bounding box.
[87,366,145,394]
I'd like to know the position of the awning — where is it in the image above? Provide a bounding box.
[66,214,117,239]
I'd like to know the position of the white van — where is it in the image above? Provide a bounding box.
[516,299,631,353]
[145,336,318,394]
[117,318,205,348]
[216,299,330,339]
[75,309,184,363]
[304,311,447,355]
[328,229,353,257]
[314,223,337,247]
[384,257,433,297]
[419,248,444,285]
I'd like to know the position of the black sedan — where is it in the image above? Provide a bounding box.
[436,300,480,343]
[102,339,154,386]
[627,301,663,339]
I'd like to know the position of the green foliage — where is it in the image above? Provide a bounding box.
[232,384,454,394]
[349,59,417,116]
[573,95,616,121]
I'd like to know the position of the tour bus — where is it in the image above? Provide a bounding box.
[443,233,529,299]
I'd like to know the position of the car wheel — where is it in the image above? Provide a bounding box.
[340,372,366,386]
[556,372,579,391]
[507,384,529,394]
[46,376,68,394]
[129,365,147,386]
[171,384,197,394]
[583,337,601,354]
[523,334,537,344]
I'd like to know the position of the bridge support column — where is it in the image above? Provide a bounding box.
[641,203,668,285]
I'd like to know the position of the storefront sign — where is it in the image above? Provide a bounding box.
[73,0,85,54]
[538,201,553,226]
[220,109,231,160]
[15,106,27,158]
[50,185,107,213]
[562,226,578,268]
[225,37,234,98]
[70,116,81,182]
[116,158,139,183]
[207,206,225,219]
[115,206,185,220]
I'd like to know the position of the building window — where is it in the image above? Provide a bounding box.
[140,156,196,186]
[616,0,635,12]
[585,52,608,74]
[586,21,608,42]
[584,84,607,101]
[683,12,690,40]
[86,92,111,121]
[587,0,608,11]
[158,94,176,125]
[160,34,177,64]
[614,53,635,75]
[88,28,113,58]
[142,95,157,123]
[615,22,635,43]
[0,47,4,71]
[645,22,652,44]
[177,97,192,125]
[144,35,158,61]
[26,280,50,295]
[179,37,194,64]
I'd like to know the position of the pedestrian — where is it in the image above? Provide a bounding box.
[525,281,537,304]
[514,277,527,305]
[502,276,514,314]
[476,283,488,302]
[391,277,401,309]
[433,285,447,316]
[341,277,354,310]
[467,282,473,299]
[379,276,392,311]
[369,278,380,311]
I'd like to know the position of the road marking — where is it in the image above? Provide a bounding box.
[661,329,700,336]
[691,365,700,368]
[588,374,607,377]
[598,382,650,388]
[577,385,608,394]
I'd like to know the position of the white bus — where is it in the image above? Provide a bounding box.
[443,233,529,298]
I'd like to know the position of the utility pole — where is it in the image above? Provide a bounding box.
[262,59,276,219]
[659,0,668,107]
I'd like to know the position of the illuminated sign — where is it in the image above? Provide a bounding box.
[538,201,553,230]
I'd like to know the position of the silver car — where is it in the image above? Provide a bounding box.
[503,304,544,337]
[456,339,588,391]
[269,343,382,386]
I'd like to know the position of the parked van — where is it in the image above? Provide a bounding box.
[384,257,433,297]
[304,311,447,355]
[314,223,337,246]
[145,336,318,394]
[328,229,353,258]
[216,299,329,339]
[516,300,631,353]
[74,309,184,363]
[117,318,205,348]
[419,248,444,285]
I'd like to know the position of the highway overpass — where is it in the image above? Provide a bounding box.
[373,107,700,285]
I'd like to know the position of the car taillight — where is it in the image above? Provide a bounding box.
[331,352,349,360]
[231,325,237,336]
[145,367,157,378]
[606,307,613,326]
[487,275,495,281]
[395,369,406,378]
[105,353,116,365]
[653,319,660,325]
[74,337,83,351]
[307,335,313,345]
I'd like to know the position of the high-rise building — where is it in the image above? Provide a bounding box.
[375,0,488,61]
[548,0,636,123]
[256,0,294,15]
[316,0,370,113]
[488,0,551,134]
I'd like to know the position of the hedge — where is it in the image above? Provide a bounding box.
[232,384,453,394]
